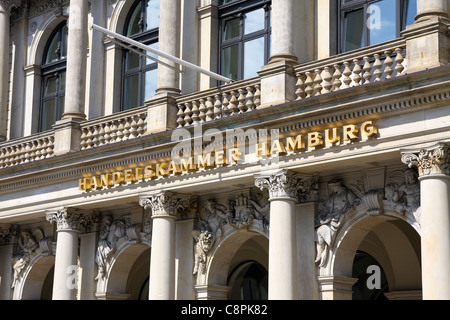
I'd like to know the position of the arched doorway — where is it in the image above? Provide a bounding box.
[227,261,268,300]
[327,212,422,300]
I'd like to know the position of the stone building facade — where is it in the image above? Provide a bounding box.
[0,0,449,300]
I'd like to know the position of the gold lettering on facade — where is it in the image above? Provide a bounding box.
[79,121,380,191]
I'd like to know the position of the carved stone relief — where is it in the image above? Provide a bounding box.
[11,227,53,289]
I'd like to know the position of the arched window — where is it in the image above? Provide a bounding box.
[219,0,271,81]
[122,0,160,111]
[40,22,68,132]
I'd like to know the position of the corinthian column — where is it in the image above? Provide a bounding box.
[139,192,190,300]
[402,143,450,300]
[46,208,86,300]
[255,170,317,300]
[0,1,16,141]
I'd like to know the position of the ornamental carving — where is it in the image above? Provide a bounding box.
[314,180,360,267]
[139,192,191,217]
[0,0,19,12]
[385,168,421,217]
[255,170,318,202]
[192,230,215,276]
[94,215,126,281]
[11,227,52,289]
[401,143,449,176]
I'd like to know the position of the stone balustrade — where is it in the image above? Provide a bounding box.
[0,132,55,168]
[175,79,261,128]
[80,106,147,150]
[294,39,407,100]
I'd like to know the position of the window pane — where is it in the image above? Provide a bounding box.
[41,99,56,131]
[244,8,265,35]
[59,71,66,91]
[145,42,159,65]
[126,50,140,70]
[61,24,68,59]
[222,45,239,81]
[44,76,57,95]
[124,74,140,110]
[58,96,65,120]
[45,32,60,64]
[343,9,364,52]
[145,0,160,31]
[143,69,158,101]
[244,37,264,79]
[127,2,142,36]
[224,18,240,41]
[369,0,397,45]
[403,0,417,29]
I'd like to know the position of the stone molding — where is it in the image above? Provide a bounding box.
[401,143,449,176]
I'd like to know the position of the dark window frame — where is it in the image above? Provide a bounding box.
[39,21,67,132]
[338,0,416,53]
[218,0,272,82]
[121,0,159,111]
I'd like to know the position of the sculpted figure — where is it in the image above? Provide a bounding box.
[199,199,230,234]
[95,216,126,280]
[386,168,420,216]
[11,230,39,288]
[229,195,254,230]
[249,193,270,230]
[193,230,215,276]
[315,180,360,267]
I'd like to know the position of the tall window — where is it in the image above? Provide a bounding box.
[40,22,68,132]
[340,0,417,52]
[219,0,271,81]
[122,0,160,111]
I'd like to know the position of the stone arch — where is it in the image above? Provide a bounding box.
[202,224,269,299]
[108,0,138,33]
[13,251,55,300]
[28,11,68,66]
[96,238,151,299]
[322,202,421,299]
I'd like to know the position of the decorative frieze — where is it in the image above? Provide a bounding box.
[401,143,450,176]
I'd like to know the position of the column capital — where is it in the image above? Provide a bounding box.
[0,0,19,14]
[255,170,319,202]
[139,191,191,218]
[401,143,449,177]
[46,207,99,232]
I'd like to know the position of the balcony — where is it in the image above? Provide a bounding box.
[0,38,408,169]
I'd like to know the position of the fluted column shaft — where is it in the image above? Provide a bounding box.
[402,143,450,300]
[62,0,88,120]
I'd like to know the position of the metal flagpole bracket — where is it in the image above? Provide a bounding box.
[90,23,234,84]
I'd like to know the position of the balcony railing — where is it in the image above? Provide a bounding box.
[0,131,55,168]
[294,39,407,100]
